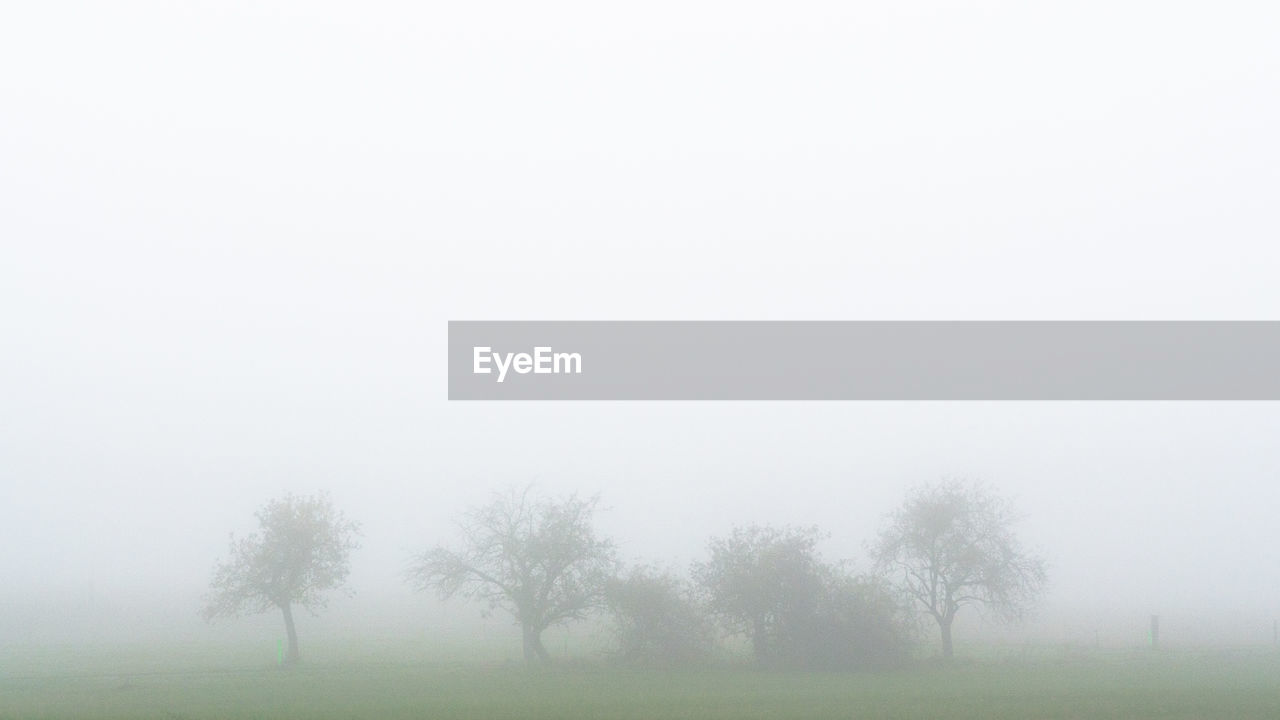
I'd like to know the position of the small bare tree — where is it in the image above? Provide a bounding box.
[872,481,1046,659]
[408,486,618,666]
[202,493,359,665]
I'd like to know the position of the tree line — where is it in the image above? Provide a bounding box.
[202,481,1046,668]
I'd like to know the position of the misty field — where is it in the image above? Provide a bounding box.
[3,644,1279,720]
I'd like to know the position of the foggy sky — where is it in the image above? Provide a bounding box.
[3,1,1279,651]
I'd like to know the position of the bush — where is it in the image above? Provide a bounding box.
[605,566,715,666]
[694,525,913,671]
[776,572,914,670]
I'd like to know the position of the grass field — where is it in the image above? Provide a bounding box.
[3,643,1278,719]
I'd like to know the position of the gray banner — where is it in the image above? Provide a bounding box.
[448,321,1280,400]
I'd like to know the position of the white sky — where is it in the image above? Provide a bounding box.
[2,1,1279,649]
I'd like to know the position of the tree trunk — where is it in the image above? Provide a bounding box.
[281,603,301,665]
[751,616,770,665]
[533,630,551,663]
[521,623,543,668]
[939,616,954,660]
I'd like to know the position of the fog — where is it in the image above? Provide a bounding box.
[3,1,1280,665]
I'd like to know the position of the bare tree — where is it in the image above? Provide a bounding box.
[408,486,618,666]
[872,481,1046,659]
[202,493,359,665]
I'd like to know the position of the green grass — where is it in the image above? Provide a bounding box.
[3,644,1278,719]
